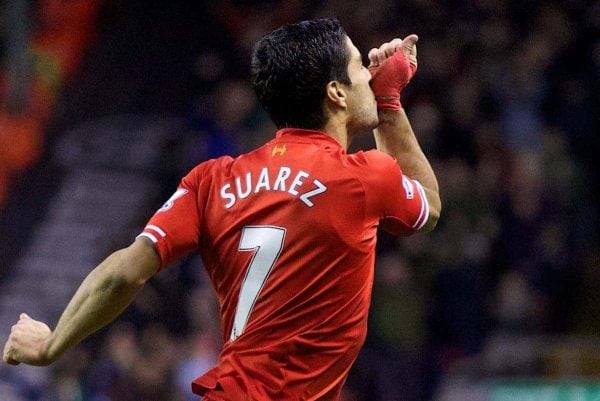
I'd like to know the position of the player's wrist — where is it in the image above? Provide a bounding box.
[377,107,404,126]
[374,95,402,111]
[370,75,403,110]
[39,334,59,365]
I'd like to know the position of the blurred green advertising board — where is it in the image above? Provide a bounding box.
[491,382,600,401]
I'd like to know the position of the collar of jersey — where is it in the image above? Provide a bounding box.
[275,128,343,149]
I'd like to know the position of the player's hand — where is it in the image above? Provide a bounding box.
[3,313,54,366]
[368,34,418,110]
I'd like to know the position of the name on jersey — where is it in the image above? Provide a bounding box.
[220,166,327,209]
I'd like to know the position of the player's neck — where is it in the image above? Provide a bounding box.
[320,121,349,150]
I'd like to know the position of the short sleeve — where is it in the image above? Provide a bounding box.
[358,150,430,236]
[137,166,203,269]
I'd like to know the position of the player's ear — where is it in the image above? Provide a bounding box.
[325,81,347,109]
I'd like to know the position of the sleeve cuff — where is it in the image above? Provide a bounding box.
[412,180,430,230]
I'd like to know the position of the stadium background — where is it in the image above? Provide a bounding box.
[0,0,598,400]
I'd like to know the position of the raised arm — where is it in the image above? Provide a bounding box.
[374,108,440,231]
[369,35,441,232]
[3,238,160,366]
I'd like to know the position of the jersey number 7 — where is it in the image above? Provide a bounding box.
[230,225,286,341]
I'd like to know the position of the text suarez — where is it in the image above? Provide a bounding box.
[220,166,328,209]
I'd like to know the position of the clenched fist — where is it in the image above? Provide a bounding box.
[3,313,54,366]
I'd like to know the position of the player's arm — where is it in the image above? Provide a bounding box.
[369,35,441,232]
[3,238,159,366]
[374,108,440,232]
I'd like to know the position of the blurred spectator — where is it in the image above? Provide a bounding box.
[176,332,219,401]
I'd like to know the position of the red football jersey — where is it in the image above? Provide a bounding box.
[138,129,429,400]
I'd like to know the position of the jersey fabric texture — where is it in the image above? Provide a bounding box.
[138,128,429,400]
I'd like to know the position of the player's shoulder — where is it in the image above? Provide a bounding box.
[183,155,236,184]
[347,150,402,173]
[204,155,237,171]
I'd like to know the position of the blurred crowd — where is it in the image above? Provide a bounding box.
[1,0,598,400]
[0,0,102,209]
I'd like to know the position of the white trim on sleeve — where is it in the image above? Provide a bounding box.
[137,232,158,243]
[146,225,166,238]
[412,180,430,230]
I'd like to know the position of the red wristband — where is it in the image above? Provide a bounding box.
[369,50,417,110]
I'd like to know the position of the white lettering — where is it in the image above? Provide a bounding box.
[299,179,327,207]
[273,167,292,191]
[236,172,252,199]
[220,183,236,209]
[254,167,271,193]
[220,167,326,209]
[288,170,309,196]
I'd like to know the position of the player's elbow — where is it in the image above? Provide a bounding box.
[98,245,156,289]
[420,194,441,233]
[95,250,141,289]
[117,241,160,286]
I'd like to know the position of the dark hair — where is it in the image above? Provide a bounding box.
[251,18,351,129]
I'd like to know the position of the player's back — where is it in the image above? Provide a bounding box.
[194,128,382,399]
